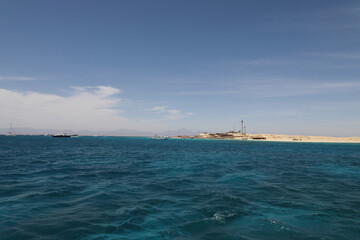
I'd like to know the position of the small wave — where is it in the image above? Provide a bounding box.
[203,210,237,224]
[267,219,292,232]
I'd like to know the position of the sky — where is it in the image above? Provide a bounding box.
[1,0,360,136]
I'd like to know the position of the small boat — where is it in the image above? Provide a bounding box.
[51,133,72,137]
[6,122,16,136]
[151,134,169,140]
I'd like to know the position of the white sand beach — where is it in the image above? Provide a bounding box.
[173,132,360,143]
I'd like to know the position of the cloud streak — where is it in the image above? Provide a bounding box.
[306,52,360,59]
[237,59,290,66]
[0,76,40,81]
[176,79,360,98]
[149,106,194,120]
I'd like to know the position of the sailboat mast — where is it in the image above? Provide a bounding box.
[7,122,16,136]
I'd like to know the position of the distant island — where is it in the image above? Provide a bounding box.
[172,131,360,143]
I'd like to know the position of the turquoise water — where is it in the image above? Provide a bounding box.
[0,136,359,239]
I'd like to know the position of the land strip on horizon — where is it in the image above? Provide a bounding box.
[172,132,360,143]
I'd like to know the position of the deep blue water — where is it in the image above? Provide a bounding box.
[0,136,360,240]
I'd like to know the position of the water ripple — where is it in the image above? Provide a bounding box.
[1,136,360,239]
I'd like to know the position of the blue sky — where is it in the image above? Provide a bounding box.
[1,0,360,136]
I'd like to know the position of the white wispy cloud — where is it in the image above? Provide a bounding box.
[308,100,360,111]
[0,86,139,131]
[0,76,40,81]
[237,59,290,66]
[176,79,360,97]
[320,81,360,88]
[149,106,193,120]
[177,90,242,95]
[311,4,360,30]
[306,52,360,59]
[327,5,360,19]
[70,86,122,96]
[343,7,360,16]
[0,86,195,131]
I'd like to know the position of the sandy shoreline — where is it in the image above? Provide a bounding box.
[172,132,360,143]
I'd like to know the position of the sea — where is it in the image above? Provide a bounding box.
[0,136,359,240]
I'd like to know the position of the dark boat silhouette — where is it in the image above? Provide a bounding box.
[51,133,78,138]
